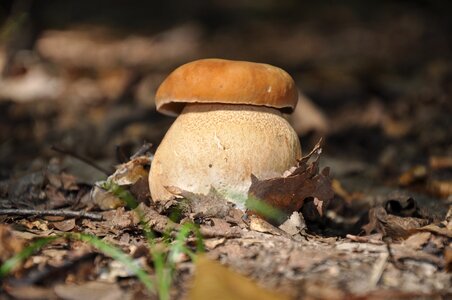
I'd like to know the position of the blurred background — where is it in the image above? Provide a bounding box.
[0,0,451,201]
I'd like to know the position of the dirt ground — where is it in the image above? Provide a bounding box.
[0,1,451,299]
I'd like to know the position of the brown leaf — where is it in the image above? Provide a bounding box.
[52,218,76,232]
[90,186,125,210]
[5,286,57,300]
[109,155,151,186]
[199,218,242,238]
[445,247,452,272]
[6,171,46,209]
[363,206,429,240]
[103,208,135,229]
[54,281,126,300]
[0,224,25,262]
[249,215,286,236]
[417,224,452,238]
[279,211,306,236]
[402,232,432,249]
[345,233,384,244]
[204,238,226,250]
[129,177,151,204]
[247,141,333,225]
[60,172,79,191]
[44,184,70,208]
[188,255,289,300]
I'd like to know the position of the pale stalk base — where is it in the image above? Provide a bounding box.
[149,103,302,207]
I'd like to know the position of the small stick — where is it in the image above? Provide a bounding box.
[0,209,103,221]
[51,145,112,175]
[130,142,154,160]
[368,251,389,287]
[385,240,405,270]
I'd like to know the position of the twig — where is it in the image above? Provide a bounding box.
[51,145,112,175]
[385,240,405,270]
[130,142,154,160]
[369,251,388,287]
[0,208,103,221]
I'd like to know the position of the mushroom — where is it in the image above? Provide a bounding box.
[149,58,301,206]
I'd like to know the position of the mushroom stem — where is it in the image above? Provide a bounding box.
[149,103,301,206]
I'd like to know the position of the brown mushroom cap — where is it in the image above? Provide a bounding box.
[155,58,298,116]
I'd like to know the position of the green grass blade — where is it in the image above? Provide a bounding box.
[98,180,138,209]
[66,232,155,292]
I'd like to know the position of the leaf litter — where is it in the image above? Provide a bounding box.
[1,4,452,297]
[1,140,451,299]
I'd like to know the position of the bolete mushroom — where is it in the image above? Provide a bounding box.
[149,58,301,206]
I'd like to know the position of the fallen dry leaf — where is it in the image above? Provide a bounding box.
[362,206,429,240]
[91,186,125,210]
[416,224,452,238]
[4,285,57,300]
[102,208,135,229]
[345,233,384,244]
[54,281,126,300]
[204,238,226,250]
[109,156,151,186]
[91,155,152,210]
[51,218,76,232]
[249,215,286,236]
[188,255,289,300]
[129,177,150,204]
[19,219,50,231]
[279,211,306,236]
[45,184,71,208]
[445,247,452,272]
[402,232,432,250]
[0,224,25,262]
[247,141,334,225]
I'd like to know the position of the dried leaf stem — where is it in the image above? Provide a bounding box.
[0,208,103,221]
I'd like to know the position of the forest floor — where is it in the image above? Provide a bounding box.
[0,2,451,299]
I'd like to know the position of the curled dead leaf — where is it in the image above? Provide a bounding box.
[90,185,125,210]
[249,215,286,236]
[247,141,334,225]
[416,224,452,238]
[109,155,151,186]
[51,218,76,232]
[279,211,306,236]
[362,206,429,241]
